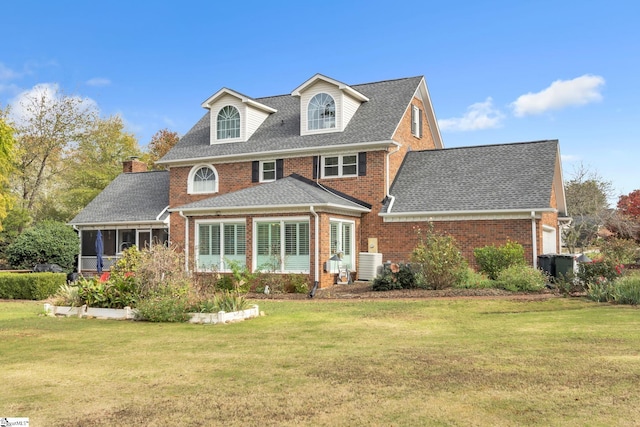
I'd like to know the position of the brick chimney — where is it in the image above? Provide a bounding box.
[122,157,147,173]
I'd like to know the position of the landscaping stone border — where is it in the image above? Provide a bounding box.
[43,303,260,324]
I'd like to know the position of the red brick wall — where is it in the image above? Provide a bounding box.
[376,219,538,269]
[122,159,147,173]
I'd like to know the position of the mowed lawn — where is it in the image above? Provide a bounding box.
[1,297,639,426]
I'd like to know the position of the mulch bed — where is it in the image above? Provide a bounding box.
[248,281,560,301]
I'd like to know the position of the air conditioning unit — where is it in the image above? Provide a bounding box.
[358,252,383,281]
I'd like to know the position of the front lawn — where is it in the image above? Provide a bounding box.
[1,297,639,426]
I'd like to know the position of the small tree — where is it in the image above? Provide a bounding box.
[6,220,78,270]
[410,224,468,289]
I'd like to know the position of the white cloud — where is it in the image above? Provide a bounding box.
[511,74,605,117]
[438,97,504,132]
[0,63,19,81]
[86,77,111,87]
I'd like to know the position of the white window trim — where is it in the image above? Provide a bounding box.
[321,154,357,179]
[259,160,277,183]
[195,219,246,272]
[252,216,310,274]
[411,105,422,138]
[214,105,243,143]
[307,92,336,133]
[187,164,219,194]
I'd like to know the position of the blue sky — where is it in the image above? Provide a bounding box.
[2,0,638,202]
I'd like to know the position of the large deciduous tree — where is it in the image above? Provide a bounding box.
[563,163,614,252]
[143,128,179,169]
[57,115,141,221]
[0,111,16,232]
[11,85,98,217]
[607,190,640,243]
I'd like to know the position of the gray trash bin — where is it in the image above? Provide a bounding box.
[555,255,575,279]
[538,254,556,278]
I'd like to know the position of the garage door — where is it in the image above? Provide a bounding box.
[542,225,557,254]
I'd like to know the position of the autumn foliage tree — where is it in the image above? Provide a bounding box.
[617,190,640,219]
[607,190,640,243]
[144,128,179,169]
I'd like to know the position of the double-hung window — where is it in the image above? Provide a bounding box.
[322,154,357,178]
[197,221,246,271]
[255,218,310,273]
[261,161,276,182]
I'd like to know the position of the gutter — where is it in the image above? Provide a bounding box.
[380,207,557,218]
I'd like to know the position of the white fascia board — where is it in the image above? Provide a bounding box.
[419,77,444,149]
[380,208,557,221]
[554,144,568,215]
[201,88,276,113]
[156,140,394,166]
[69,220,168,229]
[170,203,370,216]
[291,73,368,101]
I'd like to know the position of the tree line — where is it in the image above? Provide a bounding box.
[0,87,178,268]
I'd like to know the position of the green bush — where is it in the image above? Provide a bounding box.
[474,241,525,280]
[0,272,65,300]
[5,220,79,271]
[284,274,310,294]
[76,274,138,309]
[372,263,419,291]
[456,269,496,289]
[598,237,638,265]
[135,293,190,322]
[495,264,546,292]
[411,225,467,290]
[577,258,623,286]
[611,275,640,305]
[585,282,612,303]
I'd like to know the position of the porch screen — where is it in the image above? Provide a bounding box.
[198,223,246,271]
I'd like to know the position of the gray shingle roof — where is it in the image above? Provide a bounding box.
[69,171,169,225]
[385,140,559,214]
[159,76,424,163]
[173,174,370,212]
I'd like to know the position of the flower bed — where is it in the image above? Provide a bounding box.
[43,303,259,324]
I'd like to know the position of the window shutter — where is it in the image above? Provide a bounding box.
[312,156,319,179]
[252,161,259,182]
[418,109,423,138]
[276,159,284,180]
[411,106,416,135]
[358,152,366,176]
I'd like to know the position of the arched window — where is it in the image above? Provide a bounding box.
[308,93,335,130]
[189,165,218,194]
[217,105,240,140]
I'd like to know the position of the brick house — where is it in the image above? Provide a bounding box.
[70,74,568,288]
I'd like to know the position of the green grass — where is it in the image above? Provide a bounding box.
[1,297,640,426]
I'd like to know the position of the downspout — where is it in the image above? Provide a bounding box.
[386,142,402,213]
[310,206,319,286]
[178,211,189,273]
[531,211,538,269]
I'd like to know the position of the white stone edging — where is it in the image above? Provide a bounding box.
[43,303,260,324]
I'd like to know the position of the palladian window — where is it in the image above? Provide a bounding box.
[217,105,240,140]
[308,93,335,130]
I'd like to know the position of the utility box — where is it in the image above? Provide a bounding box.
[368,238,378,253]
[358,252,383,281]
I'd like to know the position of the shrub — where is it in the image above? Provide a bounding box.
[6,220,79,271]
[0,272,65,300]
[133,244,191,298]
[598,237,638,265]
[577,258,623,286]
[76,274,138,309]
[411,225,467,290]
[495,264,546,292]
[135,293,190,322]
[586,282,612,303]
[372,268,403,291]
[284,274,310,294]
[474,241,525,280]
[53,283,83,307]
[611,275,640,305]
[456,269,496,289]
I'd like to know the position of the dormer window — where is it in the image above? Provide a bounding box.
[217,106,240,140]
[308,93,336,130]
[189,165,218,194]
